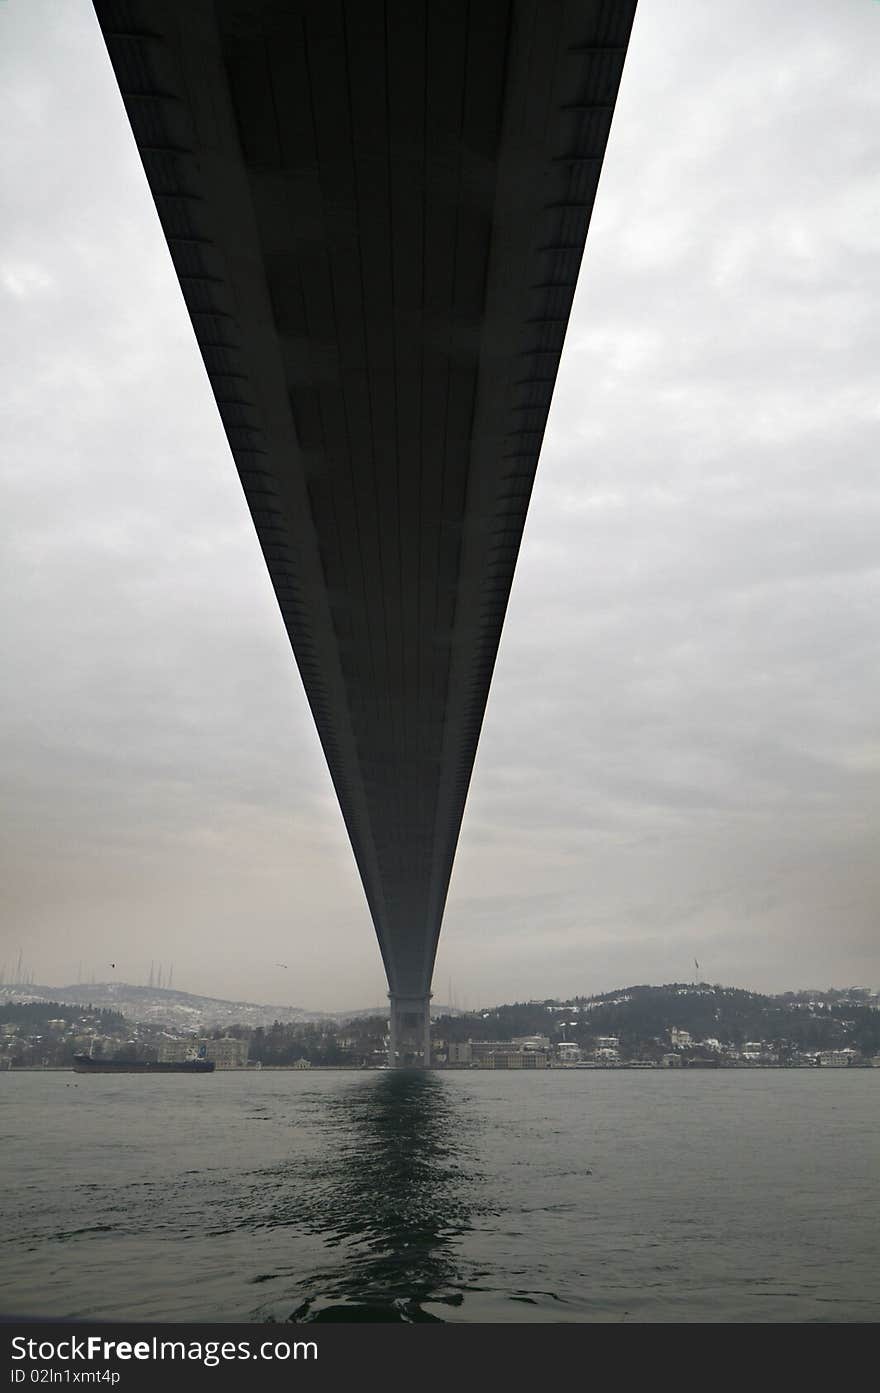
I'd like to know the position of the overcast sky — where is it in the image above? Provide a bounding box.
[2,0,879,1010]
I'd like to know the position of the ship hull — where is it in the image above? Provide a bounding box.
[72,1055,215,1074]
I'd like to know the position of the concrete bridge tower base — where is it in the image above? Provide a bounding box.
[388,993,432,1068]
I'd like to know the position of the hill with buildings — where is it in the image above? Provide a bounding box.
[437,982,880,1065]
[2,980,877,1069]
[0,981,454,1032]
[0,981,322,1031]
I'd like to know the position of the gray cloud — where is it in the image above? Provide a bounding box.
[2,0,879,1007]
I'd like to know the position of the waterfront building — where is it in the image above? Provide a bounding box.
[470,1040,518,1062]
[486,1051,548,1070]
[202,1037,249,1069]
[446,1040,552,1069]
[158,1038,196,1063]
[817,1049,858,1068]
[594,1035,620,1061]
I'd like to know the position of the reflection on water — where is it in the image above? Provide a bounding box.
[3,1071,877,1323]
[276,1071,481,1322]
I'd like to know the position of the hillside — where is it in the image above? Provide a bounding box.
[440,983,880,1058]
[0,981,323,1031]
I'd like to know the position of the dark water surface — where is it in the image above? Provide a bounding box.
[1,1070,877,1322]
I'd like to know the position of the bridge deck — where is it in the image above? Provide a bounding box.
[94,0,636,999]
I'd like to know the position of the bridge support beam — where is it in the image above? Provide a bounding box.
[388,994,431,1069]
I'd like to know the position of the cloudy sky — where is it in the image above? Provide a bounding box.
[2,0,879,1010]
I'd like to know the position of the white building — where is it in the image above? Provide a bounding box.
[202,1037,249,1069]
[158,1038,199,1063]
[817,1049,857,1068]
[485,1051,547,1070]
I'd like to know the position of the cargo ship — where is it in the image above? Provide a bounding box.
[72,1054,215,1074]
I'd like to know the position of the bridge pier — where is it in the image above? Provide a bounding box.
[388,993,431,1068]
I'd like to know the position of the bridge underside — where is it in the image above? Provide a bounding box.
[94,0,636,1026]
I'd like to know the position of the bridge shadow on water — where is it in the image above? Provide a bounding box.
[258,1072,485,1323]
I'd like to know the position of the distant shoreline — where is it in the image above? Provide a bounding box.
[4,1062,877,1073]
